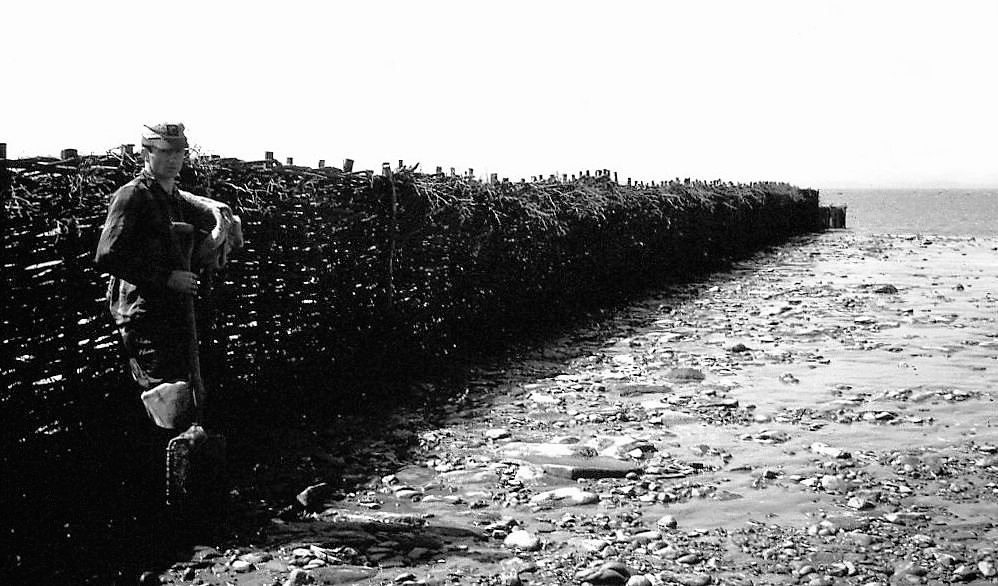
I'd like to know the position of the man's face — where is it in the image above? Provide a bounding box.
[144,144,186,180]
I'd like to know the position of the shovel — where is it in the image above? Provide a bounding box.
[165,221,227,530]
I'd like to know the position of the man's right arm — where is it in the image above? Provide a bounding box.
[94,185,172,288]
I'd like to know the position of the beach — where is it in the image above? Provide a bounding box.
[146,217,998,586]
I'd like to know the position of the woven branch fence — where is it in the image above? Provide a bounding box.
[2,151,824,443]
[2,148,825,577]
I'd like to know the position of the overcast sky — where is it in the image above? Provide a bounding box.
[3,0,996,188]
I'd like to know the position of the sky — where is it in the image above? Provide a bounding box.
[3,0,997,189]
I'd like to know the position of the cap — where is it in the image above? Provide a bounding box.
[141,122,189,150]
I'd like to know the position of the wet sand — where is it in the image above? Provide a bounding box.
[157,231,998,585]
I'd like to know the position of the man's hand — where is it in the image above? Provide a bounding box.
[167,270,199,294]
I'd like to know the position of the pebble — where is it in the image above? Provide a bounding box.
[625,576,653,586]
[296,482,332,511]
[673,573,712,586]
[820,475,848,492]
[284,568,312,586]
[980,560,996,577]
[576,560,630,585]
[893,561,927,577]
[796,565,816,576]
[953,564,978,580]
[309,565,379,584]
[811,442,851,459]
[656,514,678,529]
[572,538,611,553]
[231,560,254,573]
[667,367,706,382]
[239,552,272,564]
[485,428,511,440]
[529,486,599,505]
[504,529,541,551]
[677,552,702,565]
[883,512,923,524]
[847,496,874,510]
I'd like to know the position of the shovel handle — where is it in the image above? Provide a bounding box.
[170,221,205,423]
[171,221,195,271]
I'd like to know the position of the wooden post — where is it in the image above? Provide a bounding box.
[435,166,443,175]
[0,143,6,159]
[627,178,632,186]
[562,174,568,182]
[398,159,404,170]
[318,159,325,168]
[449,167,456,176]
[286,157,294,165]
[468,168,473,178]
[383,163,397,309]
[614,172,618,183]
[60,148,78,160]
[490,173,498,184]
[265,151,274,161]
[829,206,847,228]
[343,158,354,173]
[586,170,590,177]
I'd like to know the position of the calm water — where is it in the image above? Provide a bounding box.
[819,188,998,237]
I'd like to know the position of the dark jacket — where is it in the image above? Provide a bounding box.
[95,171,212,326]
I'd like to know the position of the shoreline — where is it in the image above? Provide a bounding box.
[110,230,998,585]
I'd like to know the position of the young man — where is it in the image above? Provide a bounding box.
[95,122,238,426]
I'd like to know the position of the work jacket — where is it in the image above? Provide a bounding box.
[95,171,213,326]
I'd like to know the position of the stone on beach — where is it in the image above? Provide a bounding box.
[530,486,599,506]
[284,568,313,586]
[811,442,851,459]
[308,565,379,584]
[576,560,631,584]
[666,367,706,382]
[504,529,542,551]
[656,514,678,529]
[297,482,333,511]
[501,440,642,479]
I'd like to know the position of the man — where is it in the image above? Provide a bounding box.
[95,122,238,427]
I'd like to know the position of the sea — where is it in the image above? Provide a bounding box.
[819,188,998,237]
